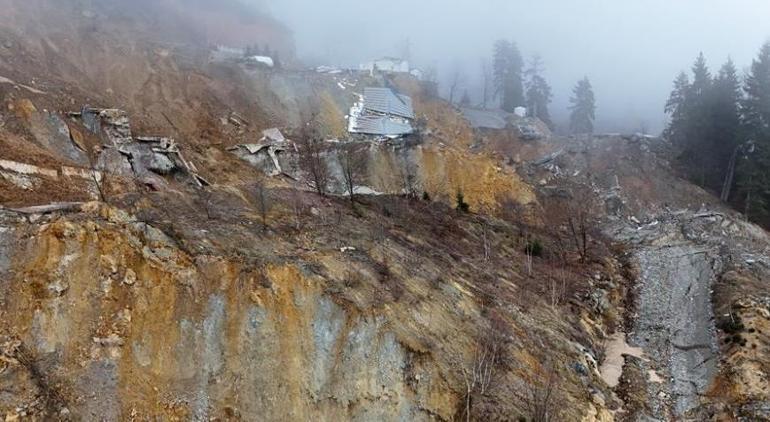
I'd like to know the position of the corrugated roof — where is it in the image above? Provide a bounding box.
[349,115,413,136]
[362,88,414,119]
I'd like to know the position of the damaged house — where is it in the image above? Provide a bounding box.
[348,87,415,139]
[460,107,548,141]
[73,108,208,187]
[228,128,297,177]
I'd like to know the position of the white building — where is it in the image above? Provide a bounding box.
[246,55,274,67]
[360,57,410,75]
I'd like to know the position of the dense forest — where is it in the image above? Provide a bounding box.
[665,42,770,226]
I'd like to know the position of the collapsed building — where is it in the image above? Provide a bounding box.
[73,108,208,187]
[228,128,297,177]
[348,87,415,139]
[460,107,548,141]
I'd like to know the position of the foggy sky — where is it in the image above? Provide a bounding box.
[260,0,770,133]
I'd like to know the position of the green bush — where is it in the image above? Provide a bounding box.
[456,191,470,213]
[524,239,544,257]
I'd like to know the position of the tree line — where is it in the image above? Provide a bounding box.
[664,42,770,224]
[457,39,596,135]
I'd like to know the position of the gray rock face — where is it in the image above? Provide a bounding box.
[0,225,12,306]
[631,245,719,416]
[0,225,11,276]
[23,111,89,166]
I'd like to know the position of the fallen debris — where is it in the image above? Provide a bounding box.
[0,75,46,95]
[0,159,58,179]
[532,149,564,166]
[3,202,84,215]
[229,128,295,177]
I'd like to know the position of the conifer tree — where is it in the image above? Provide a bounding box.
[742,42,770,139]
[493,40,525,112]
[664,71,691,147]
[711,58,742,176]
[736,42,770,221]
[525,54,553,128]
[569,77,596,134]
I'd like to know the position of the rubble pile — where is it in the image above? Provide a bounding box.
[228,128,298,178]
[71,108,208,187]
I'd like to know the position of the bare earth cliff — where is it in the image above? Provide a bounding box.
[0,2,768,421]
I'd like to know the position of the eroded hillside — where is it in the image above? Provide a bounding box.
[0,2,768,422]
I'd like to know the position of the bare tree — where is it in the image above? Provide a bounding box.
[548,185,597,264]
[252,176,271,231]
[567,186,597,263]
[421,65,440,98]
[289,188,306,232]
[458,313,510,422]
[339,142,369,208]
[522,359,562,422]
[448,66,466,105]
[199,187,215,220]
[480,59,493,109]
[401,158,419,198]
[298,114,330,196]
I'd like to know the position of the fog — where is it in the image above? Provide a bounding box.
[251,0,770,134]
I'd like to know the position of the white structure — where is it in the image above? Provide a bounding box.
[246,55,274,67]
[514,107,528,118]
[360,57,410,75]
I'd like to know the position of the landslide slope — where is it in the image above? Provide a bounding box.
[0,2,624,421]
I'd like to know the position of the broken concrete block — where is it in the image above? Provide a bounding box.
[145,152,177,175]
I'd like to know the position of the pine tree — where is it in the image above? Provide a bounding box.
[525,54,553,128]
[711,58,742,183]
[742,42,770,139]
[680,53,714,185]
[569,77,596,134]
[493,40,525,113]
[664,71,691,147]
[736,42,770,222]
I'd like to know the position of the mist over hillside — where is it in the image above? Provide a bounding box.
[0,1,769,421]
[261,0,770,133]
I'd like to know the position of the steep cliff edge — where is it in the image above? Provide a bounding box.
[0,194,624,420]
[0,2,768,421]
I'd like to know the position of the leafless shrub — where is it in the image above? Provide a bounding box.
[251,176,271,231]
[199,187,215,220]
[521,358,563,422]
[374,258,404,301]
[458,312,511,422]
[298,114,330,196]
[339,142,369,208]
[567,185,599,263]
[401,158,420,198]
[546,184,599,264]
[289,189,307,232]
[546,262,568,307]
